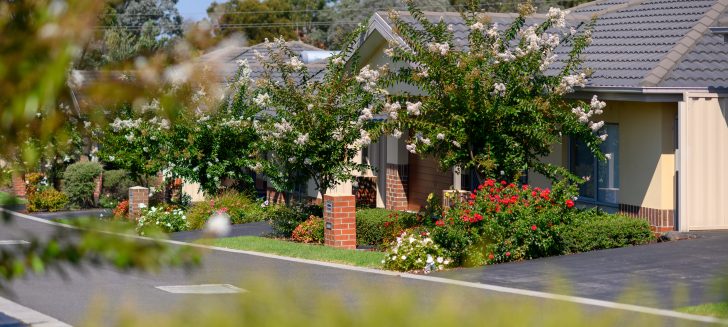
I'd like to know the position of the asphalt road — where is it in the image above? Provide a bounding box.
[0,210,723,326]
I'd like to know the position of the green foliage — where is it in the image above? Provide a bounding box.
[63,162,103,208]
[677,302,728,319]
[27,188,68,212]
[267,203,323,238]
[185,191,265,230]
[137,206,189,234]
[209,0,326,46]
[382,1,603,182]
[102,169,135,200]
[383,230,452,272]
[560,210,654,253]
[356,208,420,248]
[291,216,324,244]
[433,179,579,266]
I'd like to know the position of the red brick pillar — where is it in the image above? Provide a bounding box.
[385,164,408,211]
[93,172,103,204]
[11,173,25,197]
[128,186,149,219]
[323,194,356,249]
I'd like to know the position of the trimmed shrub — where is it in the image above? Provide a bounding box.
[63,162,102,208]
[291,216,324,243]
[102,169,134,200]
[186,191,265,230]
[267,203,322,238]
[560,210,654,253]
[27,188,68,212]
[356,208,420,249]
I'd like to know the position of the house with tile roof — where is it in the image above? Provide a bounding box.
[339,0,728,232]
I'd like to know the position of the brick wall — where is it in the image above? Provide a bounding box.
[618,203,675,232]
[323,195,356,249]
[93,172,103,204]
[385,164,408,211]
[128,187,149,219]
[11,173,25,197]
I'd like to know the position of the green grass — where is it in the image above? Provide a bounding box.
[0,191,25,205]
[212,236,386,268]
[677,302,728,318]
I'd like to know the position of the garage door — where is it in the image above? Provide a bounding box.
[682,95,728,230]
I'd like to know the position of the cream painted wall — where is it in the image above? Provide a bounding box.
[531,101,676,210]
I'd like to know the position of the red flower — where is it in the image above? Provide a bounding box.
[505,251,511,257]
[488,253,495,260]
[470,193,476,200]
[435,220,445,227]
[531,225,537,231]
[474,213,483,222]
[522,185,529,191]
[565,199,575,208]
[501,180,507,185]
[531,191,537,197]
[478,184,484,190]
[486,179,495,187]
[468,201,474,206]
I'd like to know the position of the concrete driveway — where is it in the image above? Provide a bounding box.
[433,231,728,309]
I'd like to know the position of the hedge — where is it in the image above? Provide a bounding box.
[560,210,654,254]
[356,208,419,248]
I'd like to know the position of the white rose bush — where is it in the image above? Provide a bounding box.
[381,0,606,183]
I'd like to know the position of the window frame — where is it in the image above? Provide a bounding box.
[568,123,619,208]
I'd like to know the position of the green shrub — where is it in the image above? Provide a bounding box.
[102,169,135,200]
[99,194,119,209]
[356,208,420,248]
[27,188,68,212]
[267,203,322,238]
[186,191,266,230]
[63,162,102,208]
[137,206,188,234]
[291,216,324,243]
[560,210,654,253]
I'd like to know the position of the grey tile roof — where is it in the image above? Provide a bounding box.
[374,0,728,89]
[198,41,328,82]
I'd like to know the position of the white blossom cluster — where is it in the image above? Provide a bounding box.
[357,107,374,124]
[558,73,588,94]
[254,93,271,107]
[572,95,607,138]
[548,7,569,29]
[383,102,401,120]
[355,65,380,92]
[406,101,422,116]
[294,133,309,145]
[426,42,450,55]
[270,119,292,138]
[111,118,142,132]
[353,129,372,147]
[288,56,304,71]
[491,83,506,97]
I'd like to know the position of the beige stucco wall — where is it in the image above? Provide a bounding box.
[531,101,676,210]
[681,95,728,230]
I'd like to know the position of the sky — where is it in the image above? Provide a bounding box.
[177,0,217,21]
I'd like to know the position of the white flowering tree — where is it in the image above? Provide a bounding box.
[381,1,606,183]
[95,100,172,186]
[255,36,387,198]
[166,61,262,195]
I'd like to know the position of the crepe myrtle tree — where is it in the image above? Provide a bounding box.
[254,35,387,198]
[381,0,607,183]
[166,61,262,195]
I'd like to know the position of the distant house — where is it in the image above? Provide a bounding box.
[339,0,728,232]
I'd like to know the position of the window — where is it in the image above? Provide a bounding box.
[570,124,619,204]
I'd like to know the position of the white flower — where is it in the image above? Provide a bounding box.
[401,255,407,260]
[406,143,417,154]
[406,101,422,116]
[384,47,395,57]
[108,156,115,161]
[355,129,372,146]
[84,121,91,128]
[304,158,312,165]
[204,213,231,238]
[426,42,450,55]
[436,257,444,263]
[288,157,296,163]
[138,203,147,209]
[492,83,506,97]
[605,153,613,160]
[356,65,379,91]
[294,133,309,145]
[288,56,304,70]
[420,138,431,146]
[486,23,499,38]
[254,93,270,107]
[436,133,445,140]
[331,56,345,65]
[470,22,484,31]
[548,7,569,28]
[392,129,403,139]
[599,134,608,141]
[452,141,461,148]
[589,120,605,132]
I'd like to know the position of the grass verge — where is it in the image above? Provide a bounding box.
[0,191,25,205]
[677,302,728,318]
[212,236,385,268]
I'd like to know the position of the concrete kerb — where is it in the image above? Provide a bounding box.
[0,295,71,327]
[2,208,727,325]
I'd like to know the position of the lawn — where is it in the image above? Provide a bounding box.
[0,191,24,205]
[677,302,728,318]
[212,236,386,268]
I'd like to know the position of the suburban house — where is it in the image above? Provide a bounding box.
[325,0,728,232]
